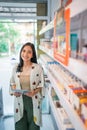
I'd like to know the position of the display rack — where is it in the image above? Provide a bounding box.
[39,56,74,130]
[48,71,87,130]
[39,1,87,130]
[39,45,87,84]
[39,20,54,35]
[39,0,87,36]
[48,93,65,130]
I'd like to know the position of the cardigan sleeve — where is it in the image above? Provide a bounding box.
[37,65,45,98]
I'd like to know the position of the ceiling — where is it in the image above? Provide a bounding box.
[0,0,47,22]
[0,0,47,2]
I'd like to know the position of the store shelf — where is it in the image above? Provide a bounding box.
[39,45,54,58]
[48,93,65,130]
[48,71,87,130]
[39,45,87,84]
[68,58,87,84]
[39,20,54,35]
[39,2,87,130]
[39,58,47,74]
[39,0,87,36]
[39,16,63,35]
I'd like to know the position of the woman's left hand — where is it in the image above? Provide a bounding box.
[24,90,35,97]
[24,88,41,97]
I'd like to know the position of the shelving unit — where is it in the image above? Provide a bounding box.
[39,45,87,84]
[39,1,87,130]
[39,17,63,35]
[39,20,54,35]
[39,52,87,130]
[48,93,65,130]
[48,71,87,130]
[48,86,75,130]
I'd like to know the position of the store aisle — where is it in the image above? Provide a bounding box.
[0,114,55,130]
[41,114,55,130]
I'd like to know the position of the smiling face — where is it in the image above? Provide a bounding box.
[21,45,33,62]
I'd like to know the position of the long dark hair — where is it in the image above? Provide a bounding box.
[17,42,37,72]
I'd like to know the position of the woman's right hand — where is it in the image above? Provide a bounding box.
[13,92,21,97]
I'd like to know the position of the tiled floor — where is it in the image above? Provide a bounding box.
[0,57,55,130]
[0,116,14,130]
[0,114,55,130]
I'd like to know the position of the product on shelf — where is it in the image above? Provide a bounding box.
[58,35,66,55]
[57,108,75,130]
[81,103,87,127]
[39,52,87,130]
[71,88,87,116]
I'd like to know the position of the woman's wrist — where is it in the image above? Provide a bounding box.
[33,88,41,94]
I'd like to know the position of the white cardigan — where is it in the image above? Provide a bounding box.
[9,63,45,126]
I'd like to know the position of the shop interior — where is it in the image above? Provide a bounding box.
[0,0,87,130]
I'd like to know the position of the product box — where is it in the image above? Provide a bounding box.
[72,92,80,113]
[66,84,74,102]
[64,124,75,130]
[70,33,78,58]
[71,89,87,114]
[57,108,71,124]
[70,87,82,112]
[81,103,87,119]
[58,35,66,55]
[57,107,75,130]
[81,103,87,127]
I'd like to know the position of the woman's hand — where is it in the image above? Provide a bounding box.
[13,92,21,97]
[24,90,35,97]
[24,88,42,97]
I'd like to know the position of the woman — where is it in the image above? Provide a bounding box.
[9,42,45,130]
